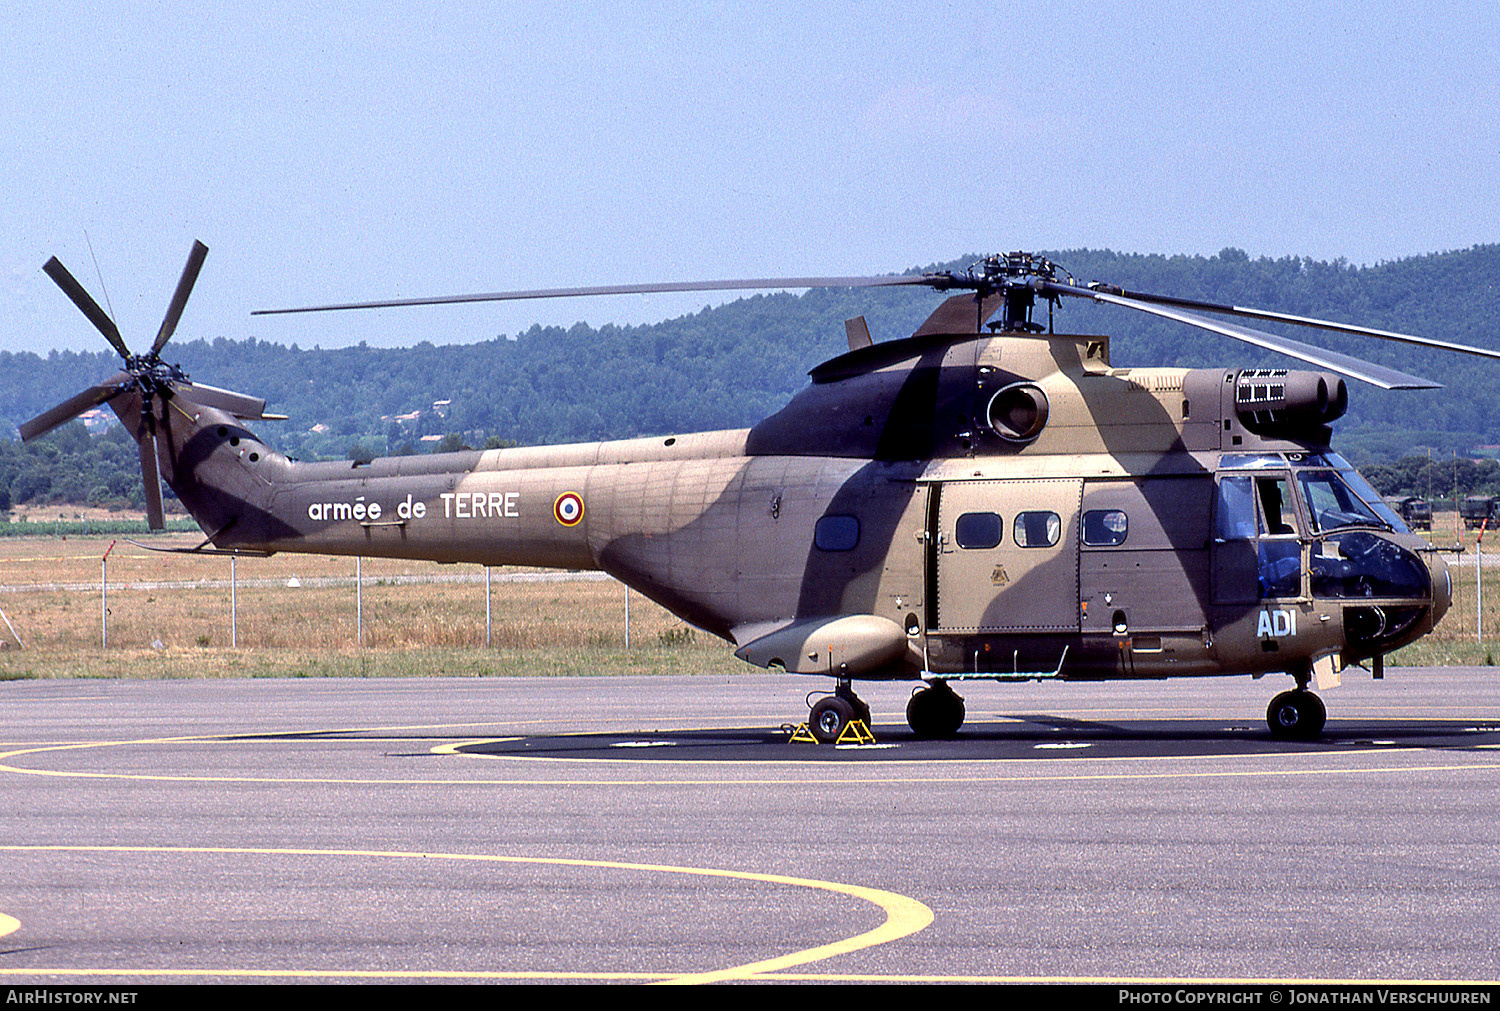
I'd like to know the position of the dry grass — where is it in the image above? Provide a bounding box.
[0,535,735,680]
[0,533,1494,680]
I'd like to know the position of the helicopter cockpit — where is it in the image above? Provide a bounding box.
[1213,452,1448,662]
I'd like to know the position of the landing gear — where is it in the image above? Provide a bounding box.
[807,686,872,743]
[1266,689,1326,739]
[907,680,965,738]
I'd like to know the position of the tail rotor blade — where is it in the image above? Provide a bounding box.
[43,257,132,359]
[139,432,165,530]
[151,240,208,356]
[18,376,132,442]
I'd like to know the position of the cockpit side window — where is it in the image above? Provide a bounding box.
[1216,473,1302,599]
[1215,476,1257,540]
[1257,477,1297,535]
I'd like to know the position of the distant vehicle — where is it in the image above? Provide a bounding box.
[1386,496,1433,531]
[1460,495,1496,529]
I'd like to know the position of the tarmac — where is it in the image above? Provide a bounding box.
[2,668,1497,984]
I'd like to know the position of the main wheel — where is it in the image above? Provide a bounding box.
[907,682,966,738]
[1266,689,1327,739]
[809,695,857,743]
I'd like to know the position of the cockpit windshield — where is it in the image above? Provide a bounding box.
[1336,467,1409,532]
[1218,455,1412,535]
[1296,470,1394,533]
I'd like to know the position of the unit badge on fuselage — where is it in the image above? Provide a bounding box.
[1257,608,1298,638]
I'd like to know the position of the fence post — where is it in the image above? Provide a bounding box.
[1478,522,1485,645]
[356,556,364,646]
[101,539,116,649]
[231,554,238,648]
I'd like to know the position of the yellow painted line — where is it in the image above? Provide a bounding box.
[2,736,1498,787]
[4,727,1498,789]
[432,738,522,752]
[447,743,1498,769]
[750,972,1500,985]
[0,913,19,938]
[0,844,932,985]
[1,967,1493,985]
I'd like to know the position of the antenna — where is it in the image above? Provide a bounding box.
[84,231,117,326]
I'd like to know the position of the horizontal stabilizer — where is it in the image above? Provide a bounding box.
[126,538,274,557]
[181,382,270,419]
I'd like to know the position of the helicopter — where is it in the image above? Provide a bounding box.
[23,244,1497,743]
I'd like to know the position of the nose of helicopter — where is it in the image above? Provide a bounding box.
[1427,548,1452,625]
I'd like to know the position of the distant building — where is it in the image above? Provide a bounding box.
[79,408,113,431]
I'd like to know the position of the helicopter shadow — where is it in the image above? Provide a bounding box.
[454,716,1500,763]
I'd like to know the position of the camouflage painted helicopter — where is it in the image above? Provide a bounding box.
[25,244,1495,742]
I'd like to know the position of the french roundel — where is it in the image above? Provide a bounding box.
[554,492,584,527]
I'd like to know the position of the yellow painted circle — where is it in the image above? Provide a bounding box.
[0,844,931,984]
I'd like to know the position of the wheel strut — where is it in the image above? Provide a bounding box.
[805,671,871,743]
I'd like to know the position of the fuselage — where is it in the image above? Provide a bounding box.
[124,329,1448,684]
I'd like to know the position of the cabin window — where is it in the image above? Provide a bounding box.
[814,515,860,551]
[1082,509,1128,546]
[955,512,1002,549]
[1014,510,1061,548]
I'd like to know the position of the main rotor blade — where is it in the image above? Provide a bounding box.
[253,273,937,316]
[43,257,131,358]
[1047,284,1439,390]
[1073,283,1500,362]
[139,432,164,530]
[18,376,132,442]
[151,240,208,356]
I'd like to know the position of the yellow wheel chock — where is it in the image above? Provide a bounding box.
[836,719,876,745]
[788,719,876,744]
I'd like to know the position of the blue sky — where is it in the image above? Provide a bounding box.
[5,1,1498,356]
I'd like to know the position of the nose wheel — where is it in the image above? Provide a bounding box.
[807,689,872,743]
[1266,689,1326,739]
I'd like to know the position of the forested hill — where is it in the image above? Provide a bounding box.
[4,246,1500,473]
